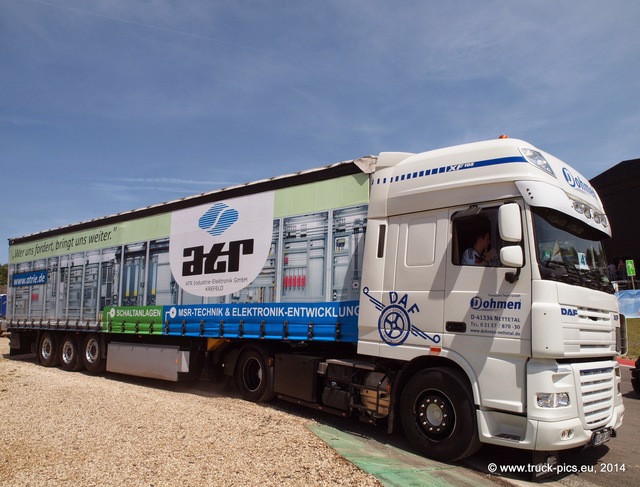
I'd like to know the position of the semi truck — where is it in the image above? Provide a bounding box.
[6,137,625,465]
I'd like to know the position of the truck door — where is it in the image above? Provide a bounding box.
[444,203,531,412]
[387,211,448,349]
[358,210,448,357]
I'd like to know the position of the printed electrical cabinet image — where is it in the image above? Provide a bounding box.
[229,220,279,304]
[119,243,146,307]
[145,239,176,306]
[98,248,118,310]
[43,256,59,318]
[281,212,328,303]
[61,253,86,318]
[81,250,101,318]
[27,259,47,318]
[331,206,367,301]
[11,262,31,317]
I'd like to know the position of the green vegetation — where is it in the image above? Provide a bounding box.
[0,263,7,287]
[625,318,640,360]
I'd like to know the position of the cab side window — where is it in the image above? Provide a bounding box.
[452,208,503,267]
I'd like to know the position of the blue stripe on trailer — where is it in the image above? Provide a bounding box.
[162,301,360,342]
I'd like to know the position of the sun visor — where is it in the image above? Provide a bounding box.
[516,181,611,237]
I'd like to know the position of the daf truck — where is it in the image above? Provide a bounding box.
[6,137,625,464]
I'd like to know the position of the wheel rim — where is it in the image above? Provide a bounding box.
[415,390,455,440]
[242,357,263,393]
[85,338,99,364]
[41,337,53,361]
[62,340,74,364]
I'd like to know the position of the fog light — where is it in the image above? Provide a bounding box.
[561,428,574,440]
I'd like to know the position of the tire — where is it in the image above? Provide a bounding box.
[38,332,59,367]
[59,333,84,372]
[400,367,480,462]
[236,349,275,403]
[82,334,104,373]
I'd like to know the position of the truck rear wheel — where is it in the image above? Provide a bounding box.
[236,349,275,403]
[400,367,480,462]
[38,332,59,367]
[82,334,104,373]
[60,334,84,372]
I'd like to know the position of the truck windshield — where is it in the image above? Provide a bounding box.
[532,207,614,294]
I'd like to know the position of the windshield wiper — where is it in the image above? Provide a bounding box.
[542,260,583,285]
[541,260,614,293]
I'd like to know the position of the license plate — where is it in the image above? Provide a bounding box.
[591,428,612,447]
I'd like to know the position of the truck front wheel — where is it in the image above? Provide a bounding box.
[236,349,275,403]
[400,367,480,462]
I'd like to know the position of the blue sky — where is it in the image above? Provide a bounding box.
[1,0,640,263]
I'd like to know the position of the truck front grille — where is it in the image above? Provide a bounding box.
[564,307,615,356]
[577,366,615,428]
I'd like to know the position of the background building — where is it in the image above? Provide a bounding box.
[591,158,640,284]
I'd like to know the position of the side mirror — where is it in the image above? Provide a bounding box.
[501,246,524,268]
[499,203,522,243]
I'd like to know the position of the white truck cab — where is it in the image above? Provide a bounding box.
[358,137,624,458]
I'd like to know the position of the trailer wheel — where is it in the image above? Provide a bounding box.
[400,367,480,462]
[38,332,59,367]
[82,334,104,373]
[60,334,84,372]
[236,349,275,403]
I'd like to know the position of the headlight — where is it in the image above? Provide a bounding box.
[537,392,571,408]
[520,148,556,178]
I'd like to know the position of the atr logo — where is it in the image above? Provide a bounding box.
[182,239,254,276]
[199,203,239,236]
[363,288,440,346]
[183,204,253,276]
[169,192,275,297]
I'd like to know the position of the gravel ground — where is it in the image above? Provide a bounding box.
[0,336,382,486]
